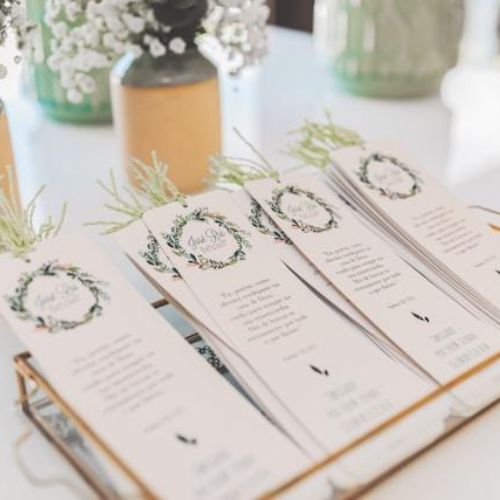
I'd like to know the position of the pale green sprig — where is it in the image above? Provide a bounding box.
[0,167,66,258]
[209,128,279,189]
[209,154,279,189]
[287,111,364,170]
[88,152,185,235]
[131,152,184,208]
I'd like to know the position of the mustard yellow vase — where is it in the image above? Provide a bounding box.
[111,50,221,194]
[0,100,20,208]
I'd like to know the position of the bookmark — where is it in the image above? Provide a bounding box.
[331,142,500,323]
[114,220,330,461]
[144,191,436,455]
[117,218,450,488]
[0,234,317,499]
[229,188,427,376]
[246,173,500,411]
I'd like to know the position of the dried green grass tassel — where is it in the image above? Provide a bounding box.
[287,111,364,170]
[88,152,185,235]
[210,117,363,189]
[209,129,279,189]
[0,167,66,258]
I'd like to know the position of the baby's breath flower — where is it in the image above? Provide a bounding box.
[149,37,166,57]
[200,0,270,75]
[67,88,83,103]
[122,12,145,34]
[1,0,36,79]
[169,36,186,54]
[3,0,269,90]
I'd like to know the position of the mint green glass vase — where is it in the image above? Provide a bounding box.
[315,0,464,97]
[26,0,112,123]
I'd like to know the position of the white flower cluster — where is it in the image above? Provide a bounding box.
[0,5,10,49]
[45,0,150,103]
[8,0,268,99]
[0,0,36,79]
[201,0,270,75]
[0,7,8,78]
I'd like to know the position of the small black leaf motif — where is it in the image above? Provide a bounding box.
[310,364,329,376]
[495,270,500,275]
[411,312,430,323]
[176,434,197,446]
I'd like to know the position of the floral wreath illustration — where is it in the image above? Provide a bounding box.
[248,199,292,244]
[139,232,181,278]
[357,152,422,200]
[268,185,338,233]
[6,261,109,333]
[162,207,251,270]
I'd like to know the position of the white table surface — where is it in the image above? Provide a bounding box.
[2,26,500,500]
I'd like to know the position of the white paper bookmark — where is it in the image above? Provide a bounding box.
[0,234,320,499]
[229,189,428,377]
[114,220,331,462]
[332,142,500,322]
[117,219,450,489]
[246,173,500,412]
[144,191,436,457]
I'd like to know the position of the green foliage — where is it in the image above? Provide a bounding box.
[247,198,291,244]
[139,231,181,277]
[210,116,363,189]
[209,128,279,189]
[0,167,66,258]
[163,207,251,270]
[269,184,338,233]
[357,152,422,200]
[287,111,364,170]
[6,260,108,333]
[88,152,185,234]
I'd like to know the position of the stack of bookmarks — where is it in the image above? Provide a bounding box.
[3,126,500,499]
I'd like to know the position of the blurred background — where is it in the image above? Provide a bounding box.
[2,0,500,208]
[3,0,500,96]
[268,0,315,32]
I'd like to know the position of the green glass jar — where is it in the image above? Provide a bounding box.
[315,0,464,97]
[26,0,112,123]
